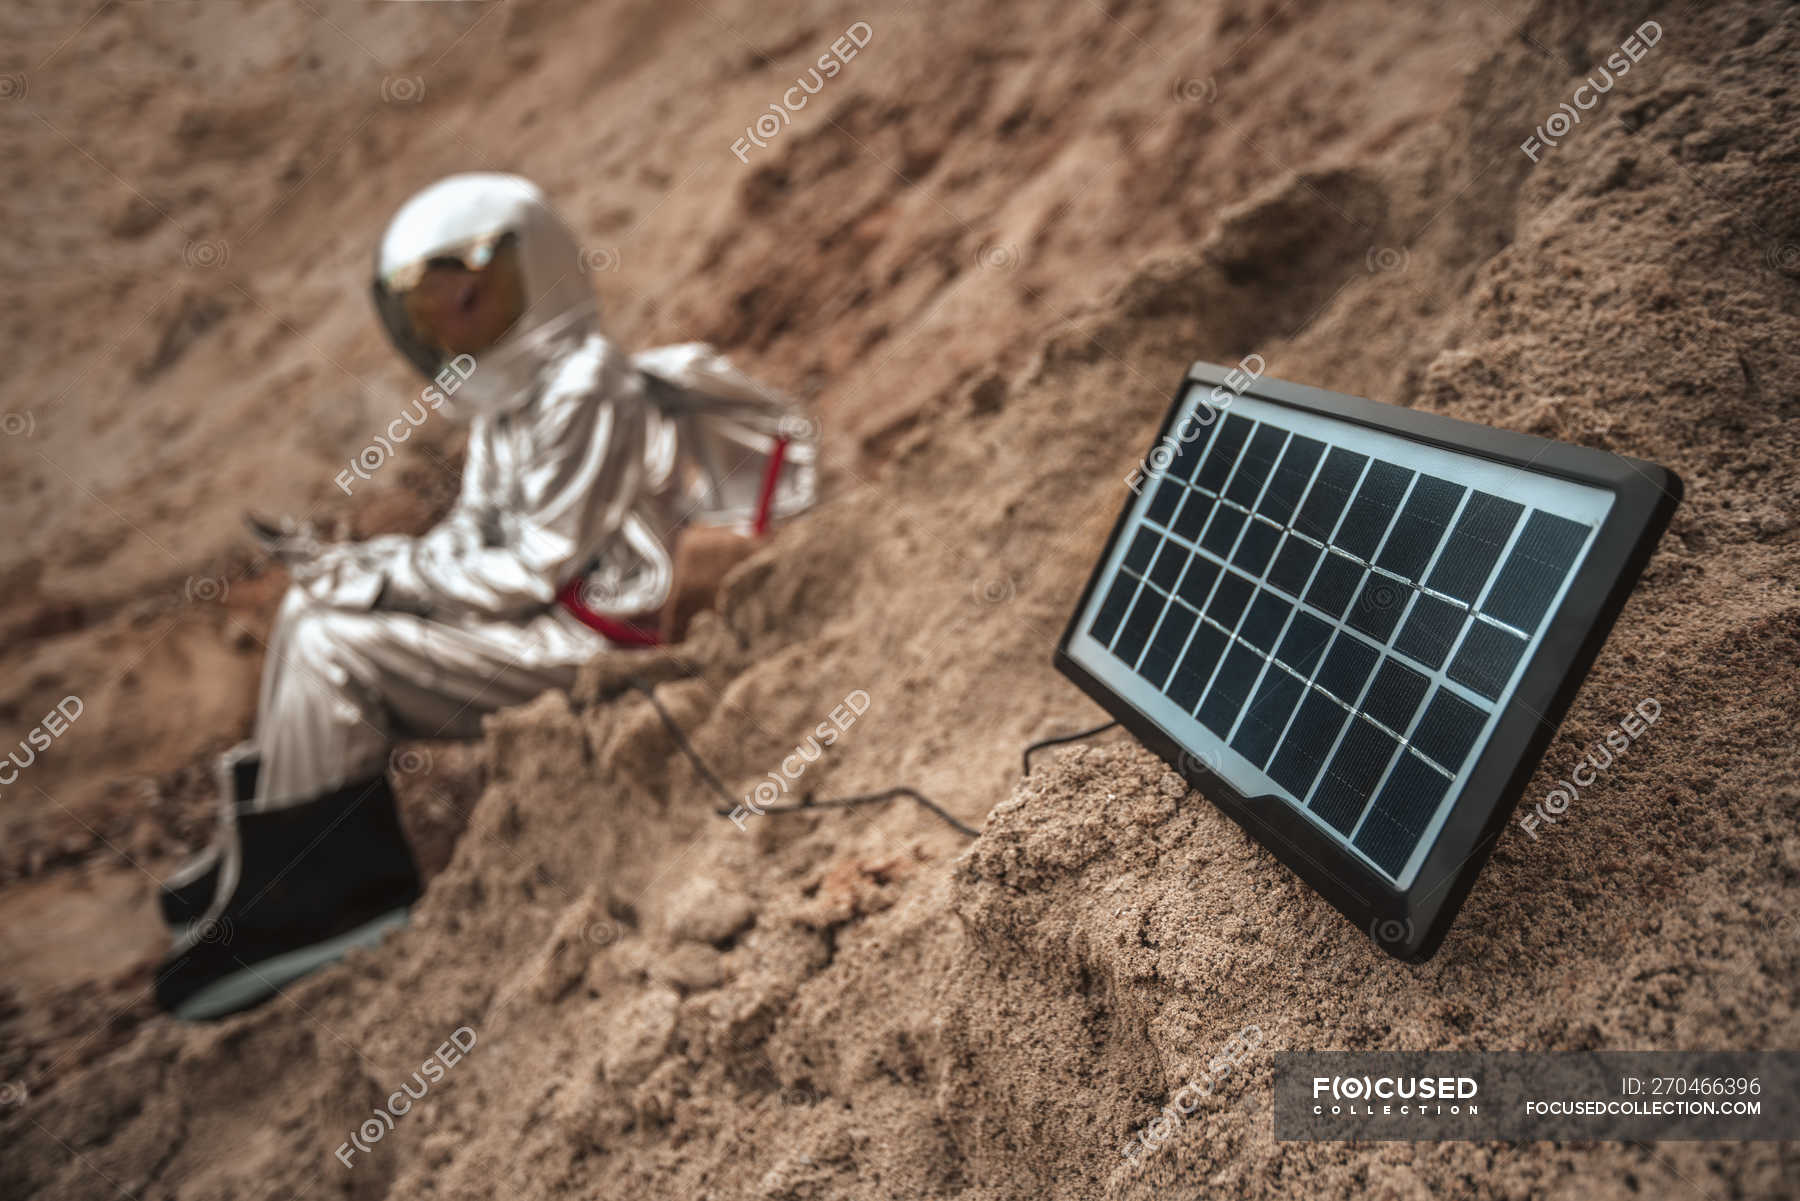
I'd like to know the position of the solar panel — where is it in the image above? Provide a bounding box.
[1057,361,1681,961]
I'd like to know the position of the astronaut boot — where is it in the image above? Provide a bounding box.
[154,771,422,1021]
[158,742,260,929]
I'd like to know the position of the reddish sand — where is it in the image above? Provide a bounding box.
[3,0,1798,1197]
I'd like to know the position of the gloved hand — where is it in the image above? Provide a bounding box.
[244,512,325,568]
[246,513,399,611]
[660,525,761,643]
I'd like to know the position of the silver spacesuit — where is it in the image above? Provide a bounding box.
[155,173,815,1019]
[261,174,816,807]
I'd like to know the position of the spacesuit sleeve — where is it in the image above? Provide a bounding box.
[299,342,648,620]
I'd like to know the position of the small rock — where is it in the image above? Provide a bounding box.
[601,986,679,1085]
[662,876,754,945]
[651,942,729,992]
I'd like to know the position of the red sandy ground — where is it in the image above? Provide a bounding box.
[2,1,1798,1197]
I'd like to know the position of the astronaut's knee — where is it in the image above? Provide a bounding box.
[275,585,315,625]
[281,600,386,679]
[284,610,344,673]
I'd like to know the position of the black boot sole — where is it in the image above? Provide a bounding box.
[156,772,421,1020]
[168,907,411,1021]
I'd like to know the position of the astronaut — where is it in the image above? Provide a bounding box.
[155,174,816,1019]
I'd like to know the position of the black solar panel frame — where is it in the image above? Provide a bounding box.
[1055,361,1682,962]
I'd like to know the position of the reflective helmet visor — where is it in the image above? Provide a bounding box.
[371,231,526,375]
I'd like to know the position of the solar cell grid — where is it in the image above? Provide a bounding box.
[1226,424,1289,507]
[1201,506,1248,557]
[1258,436,1326,524]
[1267,534,1321,596]
[1075,386,1610,889]
[1062,365,1679,961]
[1196,414,1254,492]
[1231,668,1304,768]
[1232,517,1283,574]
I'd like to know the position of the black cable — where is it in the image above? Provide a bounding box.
[628,680,1114,841]
[1021,720,1118,776]
[627,679,738,809]
[745,788,981,839]
[628,680,981,838]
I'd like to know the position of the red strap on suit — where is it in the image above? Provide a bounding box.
[558,437,790,647]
